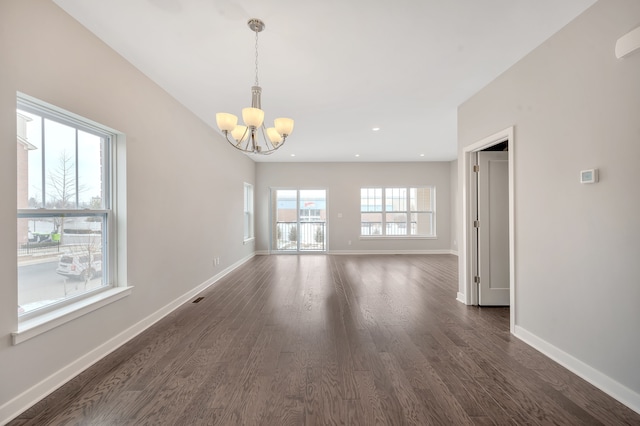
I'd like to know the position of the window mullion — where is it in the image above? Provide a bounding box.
[104,136,111,210]
[75,128,79,208]
[406,187,411,235]
[18,208,110,216]
[40,115,46,208]
[381,188,387,236]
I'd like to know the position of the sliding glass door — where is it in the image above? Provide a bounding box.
[272,189,326,253]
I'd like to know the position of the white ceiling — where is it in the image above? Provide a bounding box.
[54,0,597,163]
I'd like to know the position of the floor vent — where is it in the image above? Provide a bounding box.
[192,297,204,303]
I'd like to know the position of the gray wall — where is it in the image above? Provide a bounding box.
[255,162,453,254]
[458,0,640,404]
[0,0,254,418]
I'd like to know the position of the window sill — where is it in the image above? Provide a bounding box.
[12,286,133,345]
[360,235,438,240]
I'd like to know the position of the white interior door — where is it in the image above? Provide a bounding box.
[477,151,510,305]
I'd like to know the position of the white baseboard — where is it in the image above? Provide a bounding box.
[255,250,458,256]
[514,325,640,415]
[0,253,255,425]
[456,292,467,304]
[328,249,456,255]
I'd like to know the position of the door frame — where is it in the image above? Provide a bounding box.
[460,126,515,333]
[269,187,328,254]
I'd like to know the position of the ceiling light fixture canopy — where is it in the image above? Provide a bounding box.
[216,18,294,154]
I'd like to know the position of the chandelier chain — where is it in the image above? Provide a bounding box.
[254,30,259,86]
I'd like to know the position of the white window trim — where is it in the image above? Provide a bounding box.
[360,235,438,240]
[12,286,133,345]
[243,182,254,243]
[14,93,130,344]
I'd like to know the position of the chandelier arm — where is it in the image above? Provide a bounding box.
[258,125,277,153]
[222,126,288,154]
[223,130,251,153]
[242,126,253,151]
[226,134,246,151]
[249,128,258,152]
[261,135,287,155]
[222,131,234,145]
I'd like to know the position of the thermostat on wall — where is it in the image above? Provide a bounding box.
[580,169,598,184]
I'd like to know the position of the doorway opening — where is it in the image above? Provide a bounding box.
[271,189,327,253]
[461,127,515,333]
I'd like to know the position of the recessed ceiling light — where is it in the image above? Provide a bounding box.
[290,154,296,157]
[420,154,425,157]
[355,154,360,157]
[372,127,380,131]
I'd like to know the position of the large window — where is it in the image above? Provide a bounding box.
[243,183,254,241]
[17,95,117,319]
[360,187,435,237]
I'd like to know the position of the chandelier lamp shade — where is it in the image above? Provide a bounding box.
[216,19,294,154]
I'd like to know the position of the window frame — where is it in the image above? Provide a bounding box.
[13,93,130,344]
[243,182,254,243]
[360,186,436,238]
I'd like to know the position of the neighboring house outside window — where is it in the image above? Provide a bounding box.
[17,111,37,246]
[360,187,436,237]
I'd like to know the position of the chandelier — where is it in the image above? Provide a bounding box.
[216,19,294,154]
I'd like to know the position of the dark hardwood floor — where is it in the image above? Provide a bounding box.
[9,254,640,425]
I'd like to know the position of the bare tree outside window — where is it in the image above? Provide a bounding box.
[46,150,85,243]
